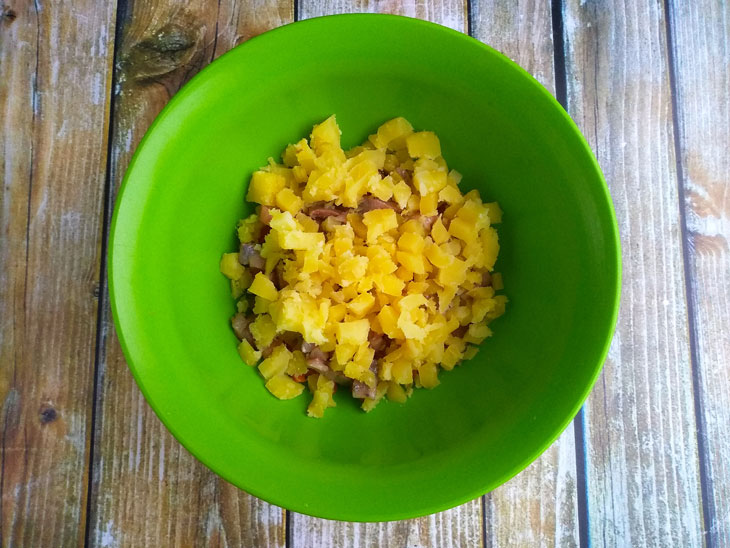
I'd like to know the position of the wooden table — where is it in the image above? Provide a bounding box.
[1,0,728,546]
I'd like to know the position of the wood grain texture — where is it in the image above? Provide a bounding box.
[86,1,292,547]
[562,0,704,545]
[290,1,482,546]
[0,0,115,545]
[667,1,730,544]
[472,2,579,546]
[291,499,483,548]
[299,0,467,32]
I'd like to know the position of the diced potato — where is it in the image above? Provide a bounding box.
[418,362,440,388]
[386,382,408,403]
[250,313,277,349]
[406,131,441,159]
[248,272,278,301]
[347,292,375,317]
[258,345,292,379]
[237,340,261,365]
[224,116,505,417]
[275,187,303,214]
[247,171,286,206]
[397,232,425,254]
[419,192,438,216]
[363,209,398,243]
[336,319,370,346]
[373,117,414,149]
[265,375,304,400]
[220,253,245,280]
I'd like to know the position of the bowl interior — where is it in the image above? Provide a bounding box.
[110,14,620,521]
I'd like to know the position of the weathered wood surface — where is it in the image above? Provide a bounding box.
[1,0,728,546]
[667,1,730,545]
[472,2,580,546]
[562,0,704,545]
[85,1,292,547]
[0,0,116,546]
[298,0,467,32]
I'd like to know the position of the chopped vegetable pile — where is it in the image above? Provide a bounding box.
[220,116,506,417]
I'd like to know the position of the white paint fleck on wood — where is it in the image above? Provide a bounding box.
[563,0,704,545]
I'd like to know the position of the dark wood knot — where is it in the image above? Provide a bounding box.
[122,20,202,83]
[2,5,17,22]
[39,406,58,424]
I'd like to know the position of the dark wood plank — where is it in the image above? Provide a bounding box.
[562,0,704,544]
[471,2,579,544]
[86,1,292,546]
[0,0,116,545]
[290,1,481,545]
[667,1,730,544]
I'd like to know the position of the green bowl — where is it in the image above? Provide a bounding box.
[109,14,620,521]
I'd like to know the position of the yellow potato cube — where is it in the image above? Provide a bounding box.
[347,292,375,317]
[248,272,278,301]
[395,265,413,282]
[265,374,304,400]
[481,226,500,271]
[373,117,414,149]
[377,273,405,296]
[430,218,450,245]
[437,257,468,286]
[236,214,259,243]
[391,360,413,384]
[420,192,438,216]
[400,218,425,236]
[361,382,388,412]
[395,251,426,275]
[329,303,347,323]
[406,131,441,159]
[448,169,463,185]
[425,243,453,269]
[250,313,277,349]
[463,345,479,360]
[295,212,319,232]
[258,345,292,379]
[237,340,261,365]
[448,216,476,244]
[286,350,308,376]
[310,115,341,152]
[280,230,325,250]
[418,362,440,388]
[397,232,425,254]
[220,253,245,280]
[363,209,398,243]
[246,171,286,206]
[457,200,489,229]
[414,170,448,196]
[438,184,463,205]
[465,323,492,344]
[392,181,412,209]
[275,187,303,214]
[336,318,370,346]
[386,382,408,403]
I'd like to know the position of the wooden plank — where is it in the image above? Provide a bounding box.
[667,1,730,544]
[289,1,480,545]
[86,1,293,546]
[471,3,580,546]
[0,0,116,545]
[562,1,705,545]
[299,0,467,32]
[291,499,483,548]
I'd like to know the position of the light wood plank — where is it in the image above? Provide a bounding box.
[668,1,730,544]
[299,0,467,32]
[471,3,580,546]
[292,499,483,548]
[86,1,292,546]
[562,1,704,545]
[291,1,480,545]
[0,0,116,545]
